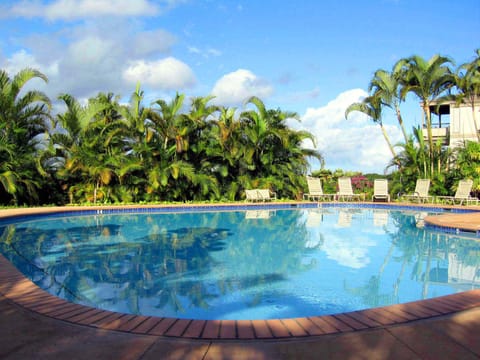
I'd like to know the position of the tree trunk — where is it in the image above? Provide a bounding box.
[423,102,434,177]
[395,104,409,142]
[471,101,480,142]
[380,124,397,159]
[94,180,99,204]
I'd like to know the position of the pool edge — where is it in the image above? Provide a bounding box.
[1,203,480,340]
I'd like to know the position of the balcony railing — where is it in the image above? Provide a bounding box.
[422,126,449,145]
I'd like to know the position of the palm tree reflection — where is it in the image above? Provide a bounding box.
[346,210,480,309]
[0,210,315,317]
[1,209,479,318]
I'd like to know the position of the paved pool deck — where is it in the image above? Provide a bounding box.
[0,203,479,359]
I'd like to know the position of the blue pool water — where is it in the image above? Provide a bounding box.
[0,206,479,320]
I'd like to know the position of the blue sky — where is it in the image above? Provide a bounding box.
[1,0,479,173]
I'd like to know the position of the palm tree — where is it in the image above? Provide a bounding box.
[345,94,398,160]
[150,92,187,153]
[0,68,52,204]
[454,141,480,195]
[388,126,452,196]
[184,96,224,200]
[369,65,409,142]
[0,66,327,204]
[207,106,244,199]
[398,54,455,177]
[187,95,219,133]
[210,106,241,160]
[117,83,155,158]
[54,93,115,203]
[240,96,299,176]
[240,96,275,174]
[0,135,17,199]
[64,146,116,203]
[240,96,322,198]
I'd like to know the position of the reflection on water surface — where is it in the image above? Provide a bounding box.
[0,208,479,320]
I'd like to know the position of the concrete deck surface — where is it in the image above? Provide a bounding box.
[1,293,479,360]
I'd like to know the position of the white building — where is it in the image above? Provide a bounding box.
[425,99,480,147]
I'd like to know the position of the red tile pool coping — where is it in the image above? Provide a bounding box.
[1,203,479,340]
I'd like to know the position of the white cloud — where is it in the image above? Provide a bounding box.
[49,34,127,96]
[322,232,377,269]
[133,30,176,57]
[4,49,51,76]
[4,0,160,20]
[123,57,196,90]
[0,16,183,99]
[207,48,222,57]
[3,50,59,91]
[297,89,402,173]
[188,46,201,55]
[68,36,114,65]
[188,46,222,58]
[211,69,274,106]
[301,89,367,130]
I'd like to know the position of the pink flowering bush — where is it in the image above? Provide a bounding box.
[351,175,373,193]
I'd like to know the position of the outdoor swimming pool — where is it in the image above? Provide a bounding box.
[0,205,479,320]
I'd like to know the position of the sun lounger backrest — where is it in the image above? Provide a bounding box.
[372,179,390,201]
[257,189,275,201]
[455,179,473,199]
[306,176,324,196]
[245,189,258,201]
[414,179,430,197]
[338,177,354,195]
[257,189,270,200]
[374,179,388,196]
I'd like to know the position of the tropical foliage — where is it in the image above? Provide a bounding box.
[0,71,322,205]
[0,68,52,205]
[346,49,480,197]
[1,49,479,205]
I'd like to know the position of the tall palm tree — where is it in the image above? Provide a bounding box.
[207,106,244,199]
[64,146,115,203]
[150,92,187,153]
[240,96,296,176]
[0,66,328,204]
[184,96,224,200]
[345,94,397,159]
[117,83,155,158]
[0,68,52,204]
[54,93,115,203]
[187,95,219,131]
[369,65,409,142]
[240,96,322,198]
[0,134,17,199]
[183,95,219,163]
[398,54,455,177]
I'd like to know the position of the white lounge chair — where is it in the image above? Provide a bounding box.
[403,179,433,203]
[245,189,260,202]
[373,210,389,227]
[436,179,479,205]
[372,179,390,202]
[245,210,272,219]
[257,189,276,202]
[337,210,353,227]
[305,209,324,227]
[336,177,365,201]
[414,212,429,228]
[303,176,335,201]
